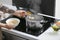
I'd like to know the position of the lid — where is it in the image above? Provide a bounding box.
[26,14,44,22]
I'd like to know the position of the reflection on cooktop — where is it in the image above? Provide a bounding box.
[14,22,51,36]
[14,27,43,36]
[14,16,55,36]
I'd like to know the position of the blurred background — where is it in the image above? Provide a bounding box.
[0,0,56,16]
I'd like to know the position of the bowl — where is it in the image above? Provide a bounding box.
[6,18,20,28]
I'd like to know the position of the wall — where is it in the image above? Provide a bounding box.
[55,0,60,18]
[0,0,12,5]
[40,0,55,16]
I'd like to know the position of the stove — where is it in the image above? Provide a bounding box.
[1,13,57,40]
[14,14,55,36]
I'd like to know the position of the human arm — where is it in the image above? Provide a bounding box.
[0,23,14,29]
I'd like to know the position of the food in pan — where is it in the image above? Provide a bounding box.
[52,21,60,31]
[26,11,32,16]
[52,24,59,31]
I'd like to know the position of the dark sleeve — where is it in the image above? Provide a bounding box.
[14,18,26,32]
[0,15,16,23]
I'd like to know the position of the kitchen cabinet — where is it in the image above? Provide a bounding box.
[2,28,37,40]
[3,31,28,40]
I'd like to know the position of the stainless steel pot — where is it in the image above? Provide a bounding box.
[26,14,45,35]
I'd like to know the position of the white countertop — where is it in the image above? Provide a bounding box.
[38,27,60,40]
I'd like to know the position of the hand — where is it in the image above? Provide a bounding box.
[13,10,26,18]
[5,24,14,29]
[0,23,6,28]
[0,23,14,29]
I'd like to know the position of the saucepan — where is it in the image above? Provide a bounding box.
[26,14,47,35]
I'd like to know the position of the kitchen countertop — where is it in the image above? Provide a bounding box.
[38,27,60,40]
[1,4,60,40]
[2,27,60,40]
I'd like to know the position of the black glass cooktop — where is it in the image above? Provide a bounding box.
[14,15,55,36]
[1,14,55,36]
